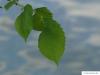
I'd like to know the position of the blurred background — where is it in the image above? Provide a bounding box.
[0,0,100,75]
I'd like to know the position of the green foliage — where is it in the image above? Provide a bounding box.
[3,0,66,64]
[38,19,65,64]
[15,4,33,41]
[35,7,52,18]
[4,0,16,10]
[32,10,45,31]
[32,7,52,31]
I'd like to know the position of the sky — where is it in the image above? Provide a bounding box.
[0,0,100,75]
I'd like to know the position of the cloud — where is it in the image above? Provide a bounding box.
[0,16,15,34]
[0,16,13,25]
[27,31,40,47]
[64,61,85,74]
[0,36,10,42]
[91,57,100,65]
[68,4,100,18]
[71,27,88,33]
[3,49,57,75]
[3,71,28,75]
[3,61,56,75]
[0,62,6,71]
[19,0,45,8]
[18,49,57,70]
[47,0,100,19]
[71,27,100,33]
[65,61,84,69]
[86,34,100,46]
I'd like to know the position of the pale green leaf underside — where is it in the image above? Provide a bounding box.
[15,4,33,41]
[38,19,65,64]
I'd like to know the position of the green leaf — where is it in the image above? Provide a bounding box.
[35,7,52,18]
[15,4,33,41]
[4,0,16,10]
[32,7,53,31]
[32,13,45,31]
[38,19,65,64]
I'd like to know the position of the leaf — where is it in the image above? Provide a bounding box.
[4,0,16,10]
[38,19,65,64]
[35,7,52,18]
[32,13,45,31]
[32,7,52,31]
[15,4,33,41]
